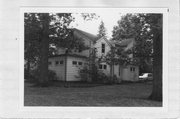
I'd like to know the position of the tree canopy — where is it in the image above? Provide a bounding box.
[97,21,107,39]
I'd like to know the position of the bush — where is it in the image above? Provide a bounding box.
[48,70,58,81]
[26,69,57,83]
[79,66,90,82]
[79,65,120,84]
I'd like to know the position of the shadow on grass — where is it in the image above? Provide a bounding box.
[25,80,114,88]
[25,79,153,88]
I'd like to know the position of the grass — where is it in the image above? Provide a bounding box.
[24,81,162,106]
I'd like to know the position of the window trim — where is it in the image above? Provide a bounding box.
[130,67,135,72]
[78,62,83,65]
[101,43,105,53]
[72,61,77,65]
[103,65,107,70]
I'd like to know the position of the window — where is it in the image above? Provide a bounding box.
[102,43,105,53]
[104,65,107,69]
[78,62,82,65]
[55,61,59,65]
[60,60,63,64]
[130,67,135,72]
[48,62,52,65]
[72,61,77,65]
[99,64,106,70]
[99,64,103,69]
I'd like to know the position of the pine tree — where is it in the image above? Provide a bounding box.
[97,21,107,38]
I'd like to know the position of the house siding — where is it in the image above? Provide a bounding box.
[94,38,111,58]
[66,56,88,81]
[121,65,139,81]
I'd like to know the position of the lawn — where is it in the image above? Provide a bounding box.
[24,81,162,106]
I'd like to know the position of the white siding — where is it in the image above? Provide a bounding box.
[121,65,139,81]
[66,56,88,81]
[94,38,111,58]
[48,56,65,81]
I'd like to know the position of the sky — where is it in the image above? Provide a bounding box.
[69,12,124,38]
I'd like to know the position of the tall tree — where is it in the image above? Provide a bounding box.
[24,13,41,79]
[24,13,99,86]
[97,21,107,38]
[38,13,50,86]
[146,14,162,101]
[112,14,153,73]
[111,13,162,101]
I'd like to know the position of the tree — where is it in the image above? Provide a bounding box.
[111,13,162,101]
[146,14,162,101]
[97,21,107,38]
[112,14,153,73]
[24,13,42,79]
[24,13,99,86]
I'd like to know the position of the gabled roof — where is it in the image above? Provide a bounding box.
[95,36,112,47]
[72,28,98,42]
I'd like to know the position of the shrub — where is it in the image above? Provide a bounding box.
[26,69,57,83]
[79,66,90,82]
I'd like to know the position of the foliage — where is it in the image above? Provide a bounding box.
[97,21,107,38]
[24,13,99,86]
[111,13,156,72]
[112,13,163,100]
[81,13,99,21]
[25,69,57,83]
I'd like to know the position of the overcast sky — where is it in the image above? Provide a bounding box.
[69,12,124,38]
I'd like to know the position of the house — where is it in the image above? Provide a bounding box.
[94,37,139,82]
[48,28,96,81]
[48,28,139,82]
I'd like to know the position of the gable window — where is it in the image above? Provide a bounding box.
[102,43,105,53]
[130,67,135,72]
[78,62,82,65]
[60,60,63,64]
[72,61,77,65]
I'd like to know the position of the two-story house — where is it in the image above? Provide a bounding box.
[94,37,139,82]
[48,28,96,81]
[48,28,139,82]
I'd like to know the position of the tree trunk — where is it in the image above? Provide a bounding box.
[26,59,30,79]
[38,13,49,86]
[149,23,162,101]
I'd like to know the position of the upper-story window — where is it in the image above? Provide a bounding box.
[102,43,105,53]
